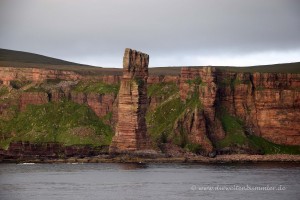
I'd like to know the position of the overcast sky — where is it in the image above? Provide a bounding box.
[0,0,299,67]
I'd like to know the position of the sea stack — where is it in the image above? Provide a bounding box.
[109,48,152,153]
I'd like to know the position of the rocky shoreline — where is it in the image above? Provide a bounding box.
[1,154,300,164]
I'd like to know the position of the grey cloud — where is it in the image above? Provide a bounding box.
[0,0,299,67]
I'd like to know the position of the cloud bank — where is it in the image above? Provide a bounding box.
[0,0,299,67]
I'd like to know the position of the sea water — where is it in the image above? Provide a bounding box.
[0,162,299,200]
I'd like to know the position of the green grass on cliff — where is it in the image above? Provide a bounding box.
[248,135,300,155]
[148,82,179,98]
[0,101,113,149]
[217,110,248,148]
[215,62,300,73]
[146,96,184,143]
[24,86,48,93]
[216,108,300,154]
[0,86,9,97]
[146,83,182,143]
[146,83,202,146]
[72,81,120,95]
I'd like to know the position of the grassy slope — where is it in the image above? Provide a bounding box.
[216,109,300,154]
[149,62,300,75]
[0,48,87,66]
[72,81,120,95]
[0,80,117,150]
[215,62,300,73]
[1,48,300,75]
[146,81,202,148]
[0,101,113,149]
[0,48,122,75]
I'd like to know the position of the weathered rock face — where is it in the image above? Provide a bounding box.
[216,70,300,146]
[109,48,152,153]
[50,89,66,102]
[177,67,300,150]
[20,92,49,111]
[0,67,82,85]
[147,75,179,84]
[70,92,116,118]
[0,65,123,89]
[252,73,300,145]
[177,67,225,154]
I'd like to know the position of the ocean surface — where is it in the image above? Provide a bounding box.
[0,162,299,200]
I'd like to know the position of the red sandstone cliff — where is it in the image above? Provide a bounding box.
[179,68,300,148]
[1,62,299,155]
[216,71,300,146]
[70,92,116,119]
[177,67,225,154]
[0,67,82,85]
[0,65,122,91]
[20,92,49,111]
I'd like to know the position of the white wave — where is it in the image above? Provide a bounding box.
[18,163,35,165]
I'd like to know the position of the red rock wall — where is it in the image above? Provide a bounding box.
[216,70,300,146]
[179,67,300,147]
[70,92,116,118]
[0,67,82,84]
[16,89,116,121]
[178,67,225,154]
[251,73,300,145]
[80,75,121,84]
[0,65,123,87]
[20,92,49,111]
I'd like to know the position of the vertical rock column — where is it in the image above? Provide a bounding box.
[109,48,151,153]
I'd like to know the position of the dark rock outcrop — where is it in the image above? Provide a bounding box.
[0,142,107,161]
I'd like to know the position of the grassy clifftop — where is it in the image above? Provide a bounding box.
[0,48,87,66]
[0,48,122,75]
[1,48,299,75]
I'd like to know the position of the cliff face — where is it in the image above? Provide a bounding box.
[180,68,300,147]
[20,92,49,111]
[1,54,300,156]
[177,67,225,154]
[252,73,300,145]
[70,92,116,119]
[216,71,300,145]
[109,48,152,153]
[0,67,82,85]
